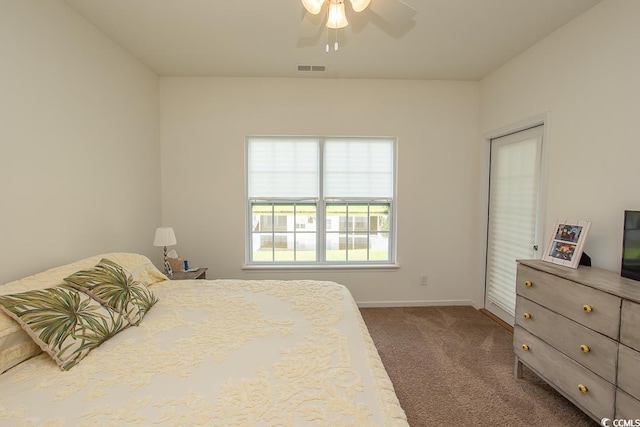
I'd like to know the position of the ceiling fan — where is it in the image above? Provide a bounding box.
[298,0,418,51]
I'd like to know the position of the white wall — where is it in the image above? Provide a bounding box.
[9,0,631,308]
[0,1,162,284]
[478,0,640,303]
[159,77,480,305]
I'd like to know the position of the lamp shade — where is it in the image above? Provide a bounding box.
[349,0,371,12]
[153,227,177,247]
[326,1,348,28]
[301,0,324,14]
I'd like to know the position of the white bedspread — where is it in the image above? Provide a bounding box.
[0,279,407,426]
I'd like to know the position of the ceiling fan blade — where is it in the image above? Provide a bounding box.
[369,0,417,28]
[297,10,324,38]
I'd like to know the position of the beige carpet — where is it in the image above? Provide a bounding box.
[360,306,598,427]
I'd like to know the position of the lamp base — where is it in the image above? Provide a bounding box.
[163,246,173,278]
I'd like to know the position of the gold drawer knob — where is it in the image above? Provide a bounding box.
[522,344,530,351]
[580,344,590,353]
[578,384,588,394]
[523,313,532,320]
[525,280,533,288]
[583,304,593,313]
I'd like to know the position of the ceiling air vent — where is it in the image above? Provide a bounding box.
[297,65,326,72]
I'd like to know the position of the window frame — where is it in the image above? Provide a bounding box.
[245,136,398,268]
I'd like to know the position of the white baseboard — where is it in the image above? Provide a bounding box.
[356,299,474,308]
[469,299,483,310]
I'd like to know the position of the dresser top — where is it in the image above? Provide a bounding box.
[518,259,640,304]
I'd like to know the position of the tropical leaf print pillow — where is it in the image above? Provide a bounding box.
[0,285,130,371]
[64,258,158,326]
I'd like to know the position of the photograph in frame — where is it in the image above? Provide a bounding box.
[542,219,592,269]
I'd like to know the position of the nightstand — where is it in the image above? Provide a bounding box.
[170,268,208,280]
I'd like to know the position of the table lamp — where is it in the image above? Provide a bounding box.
[153,227,177,274]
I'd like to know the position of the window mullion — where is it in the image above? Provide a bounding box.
[346,203,350,261]
[318,138,325,262]
[293,203,297,262]
[317,199,326,262]
[271,204,275,262]
[367,203,371,261]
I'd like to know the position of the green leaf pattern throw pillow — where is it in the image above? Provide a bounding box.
[64,259,158,326]
[0,285,130,371]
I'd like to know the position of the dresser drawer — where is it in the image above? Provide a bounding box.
[621,300,640,352]
[516,264,621,339]
[514,326,615,420]
[616,389,640,420]
[515,296,618,383]
[618,344,640,400]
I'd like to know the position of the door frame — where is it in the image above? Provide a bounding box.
[477,113,550,324]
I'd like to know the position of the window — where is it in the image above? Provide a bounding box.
[246,136,396,266]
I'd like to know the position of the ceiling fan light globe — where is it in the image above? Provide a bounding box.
[349,0,371,13]
[301,0,324,15]
[326,1,349,28]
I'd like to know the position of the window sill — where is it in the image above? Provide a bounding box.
[242,263,400,271]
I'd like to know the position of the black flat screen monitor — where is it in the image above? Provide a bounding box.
[622,210,640,281]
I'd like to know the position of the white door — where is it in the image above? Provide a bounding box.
[485,125,544,325]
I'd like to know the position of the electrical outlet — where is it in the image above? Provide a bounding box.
[420,275,428,286]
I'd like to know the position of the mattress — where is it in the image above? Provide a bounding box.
[0,279,408,426]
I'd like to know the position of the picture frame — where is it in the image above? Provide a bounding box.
[542,219,592,269]
[164,260,173,278]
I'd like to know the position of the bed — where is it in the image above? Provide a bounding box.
[0,253,407,426]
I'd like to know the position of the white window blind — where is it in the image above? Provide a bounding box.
[247,137,319,198]
[324,138,394,198]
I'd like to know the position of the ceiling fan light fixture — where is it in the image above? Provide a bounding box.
[301,0,324,15]
[349,0,371,13]
[326,1,349,29]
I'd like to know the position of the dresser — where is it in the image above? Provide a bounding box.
[514,259,640,422]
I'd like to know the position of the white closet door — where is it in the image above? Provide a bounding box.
[485,125,544,325]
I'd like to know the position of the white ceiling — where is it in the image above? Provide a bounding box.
[64,0,601,80]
